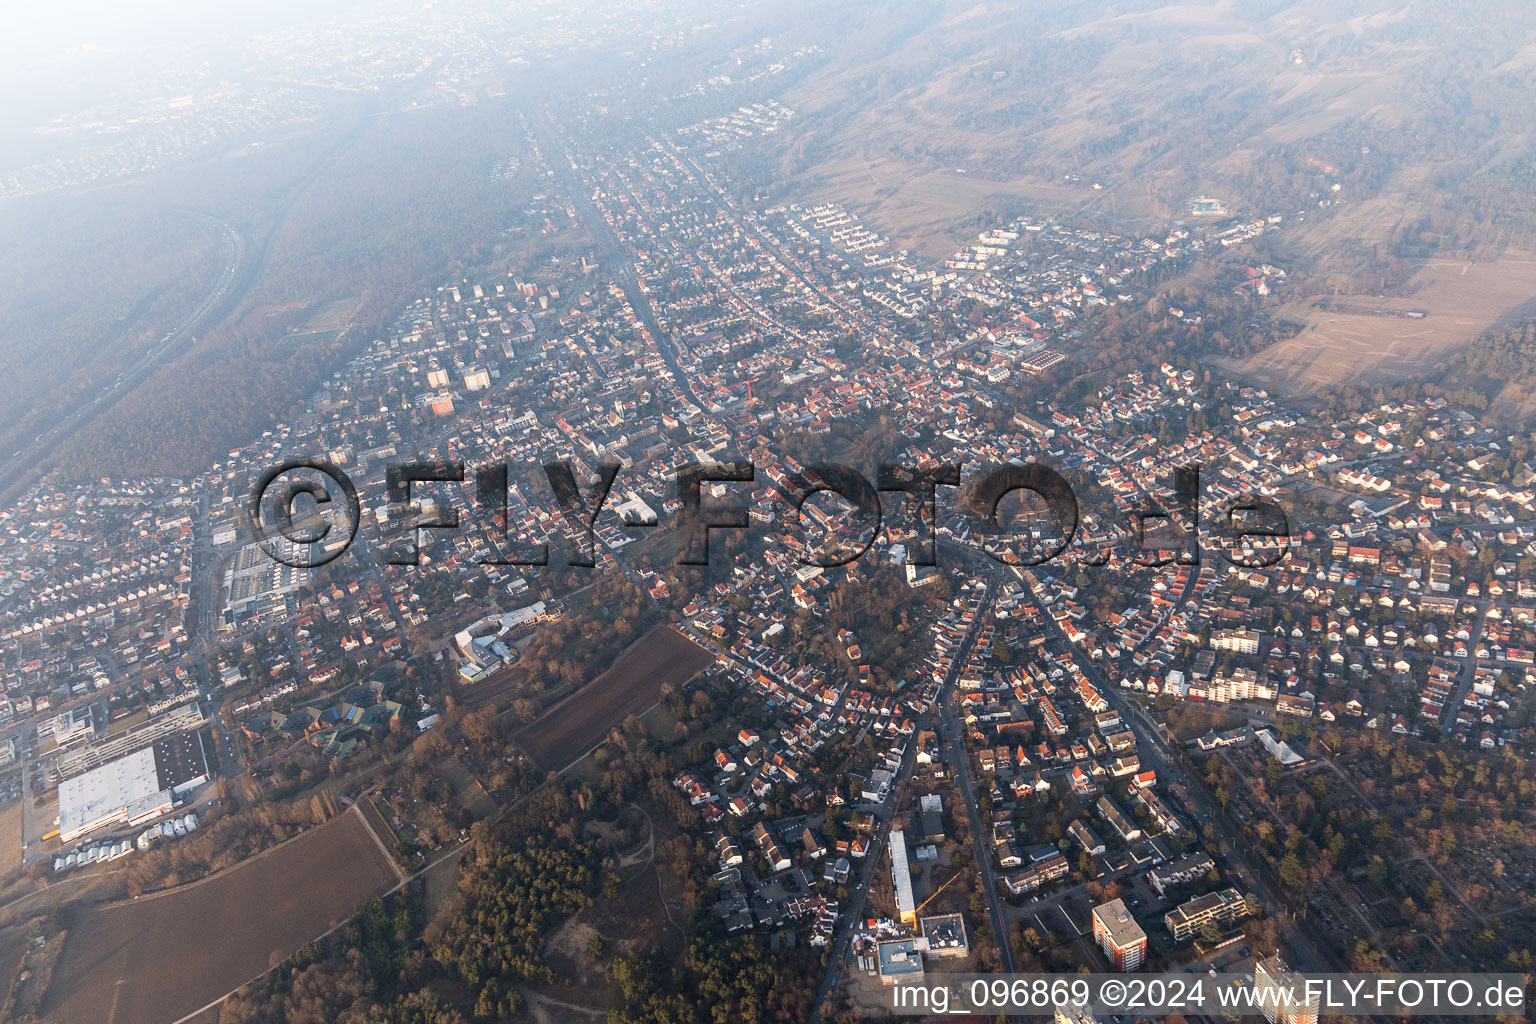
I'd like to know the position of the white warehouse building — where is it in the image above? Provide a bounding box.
[56,731,211,844]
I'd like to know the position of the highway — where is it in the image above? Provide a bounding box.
[0,59,445,509]
[0,213,243,504]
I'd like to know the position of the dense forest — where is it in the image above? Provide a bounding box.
[432,830,604,1017]
[1451,318,1536,389]
[0,200,225,457]
[219,751,823,1024]
[1202,730,1536,973]
[607,938,820,1024]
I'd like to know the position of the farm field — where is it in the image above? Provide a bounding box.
[39,808,397,1024]
[513,626,713,773]
[0,802,20,877]
[1229,254,1536,392]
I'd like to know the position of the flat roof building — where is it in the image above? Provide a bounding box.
[153,730,213,794]
[1149,851,1215,895]
[919,913,968,959]
[46,705,100,748]
[1091,898,1147,971]
[877,937,925,985]
[863,767,895,803]
[57,702,205,779]
[58,747,170,844]
[1164,887,1247,941]
[889,829,916,924]
[1254,955,1318,1024]
[57,729,210,844]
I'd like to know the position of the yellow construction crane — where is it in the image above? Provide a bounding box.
[914,870,963,916]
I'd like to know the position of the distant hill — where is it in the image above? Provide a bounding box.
[732,0,1536,277]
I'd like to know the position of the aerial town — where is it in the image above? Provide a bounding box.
[5,2,1536,1023]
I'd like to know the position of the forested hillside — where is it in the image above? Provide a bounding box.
[0,201,224,457]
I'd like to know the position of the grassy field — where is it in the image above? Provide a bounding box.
[513,626,713,773]
[1229,255,1536,392]
[297,297,358,333]
[270,297,360,355]
[39,808,397,1024]
[439,758,499,820]
[797,154,1113,260]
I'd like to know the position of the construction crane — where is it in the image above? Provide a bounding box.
[705,377,759,408]
[914,870,963,916]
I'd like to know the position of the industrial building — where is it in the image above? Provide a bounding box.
[58,701,205,779]
[56,729,211,843]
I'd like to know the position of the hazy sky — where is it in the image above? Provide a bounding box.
[0,0,401,143]
[1,0,368,86]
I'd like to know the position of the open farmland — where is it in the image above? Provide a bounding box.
[39,808,397,1024]
[514,626,713,773]
[0,802,20,878]
[1229,255,1536,392]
